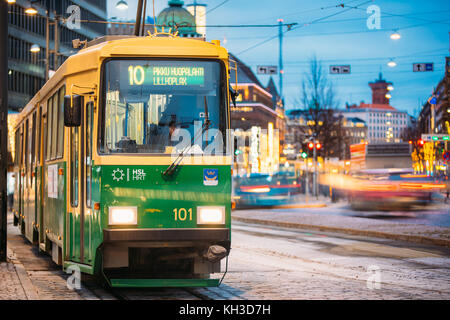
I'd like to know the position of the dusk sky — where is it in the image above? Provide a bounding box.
[108,0,450,117]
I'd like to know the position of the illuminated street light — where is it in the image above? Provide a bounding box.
[30,44,40,53]
[387,85,394,91]
[385,93,392,99]
[116,0,128,10]
[24,5,38,15]
[387,60,397,68]
[7,0,16,4]
[390,31,401,40]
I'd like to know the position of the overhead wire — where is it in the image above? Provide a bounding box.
[236,0,372,55]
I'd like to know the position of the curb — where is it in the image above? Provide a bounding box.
[232,216,450,248]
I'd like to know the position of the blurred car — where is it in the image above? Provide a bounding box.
[347,169,446,211]
[233,171,302,208]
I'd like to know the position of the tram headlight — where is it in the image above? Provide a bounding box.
[108,206,137,225]
[197,206,225,225]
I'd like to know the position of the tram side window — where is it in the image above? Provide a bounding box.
[19,127,23,169]
[36,106,42,165]
[24,120,28,187]
[46,97,53,161]
[45,86,65,161]
[51,93,58,159]
[56,86,65,158]
[31,112,36,186]
[14,129,19,166]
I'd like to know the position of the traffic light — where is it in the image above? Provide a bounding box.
[301,151,308,159]
[418,139,425,146]
[307,142,314,150]
[316,142,322,150]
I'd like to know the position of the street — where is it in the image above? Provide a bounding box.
[4,209,450,300]
[264,201,450,227]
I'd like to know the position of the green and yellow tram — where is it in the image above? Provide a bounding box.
[12,33,233,287]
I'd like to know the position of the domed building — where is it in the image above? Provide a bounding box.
[157,0,200,37]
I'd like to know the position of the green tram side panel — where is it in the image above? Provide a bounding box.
[43,162,66,248]
[99,165,232,230]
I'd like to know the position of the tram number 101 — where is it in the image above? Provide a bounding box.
[173,208,193,221]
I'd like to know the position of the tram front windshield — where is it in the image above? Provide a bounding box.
[101,59,226,155]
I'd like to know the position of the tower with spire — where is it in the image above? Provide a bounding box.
[368,72,393,105]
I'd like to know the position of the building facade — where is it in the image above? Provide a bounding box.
[342,73,412,143]
[229,54,285,175]
[7,0,107,111]
[285,111,367,160]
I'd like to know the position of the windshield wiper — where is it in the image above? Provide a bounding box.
[162,119,210,176]
[163,97,211,176]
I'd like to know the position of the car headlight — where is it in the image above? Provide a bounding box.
[197,206,225,225]
[109,206,137,225]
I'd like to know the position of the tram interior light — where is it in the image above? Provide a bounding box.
[109,206,137,225]
[197,206,225,225]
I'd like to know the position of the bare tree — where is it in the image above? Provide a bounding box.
[298,56,343,158]
[401,121,425,168]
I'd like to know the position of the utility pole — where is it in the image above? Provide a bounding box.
[54,14,59,71]
[134,0,144,36]
[313,135,318,199]
[45,2,50,82]
[0,0,8,262]
[278,19,283,99]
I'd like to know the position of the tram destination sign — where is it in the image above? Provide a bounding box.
[128,65,205,86]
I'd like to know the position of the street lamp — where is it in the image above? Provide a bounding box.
[387,60,397,68]
[116,0,128,10]
[390,30,401,40]
[24,5,38,15]
[30,44,40,53]
[24,0,61,82]
[385,93,392,99]
[387,85,394,91]
[6,0,16,4]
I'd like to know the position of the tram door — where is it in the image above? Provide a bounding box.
[83,102,94,264]
[25,112,37,243]
[23,117,32,241]
[68,100,83,263]
[68,99,94,265]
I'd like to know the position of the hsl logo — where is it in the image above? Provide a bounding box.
[203,169,218,186]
